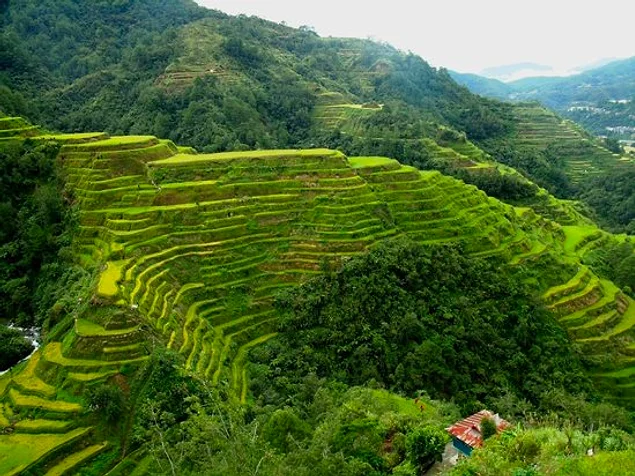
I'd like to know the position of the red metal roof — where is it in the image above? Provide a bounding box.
[446,410,510,449]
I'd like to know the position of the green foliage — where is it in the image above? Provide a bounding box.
[271,238,590,409]
[332,418,387,471]
[0,140,78,326]
[135,378,456,476]
[262,408,312,453]
[580,170,635,233]
[481,417,497,440]
[603,137,623,154]
[405,426,448,472]
[445,167,539,201]
[451,426,635,476]
[133,348,204,443]
[0,324,33,370]
[479,138,576,199]
[584,240,635,297]
[88,384,126,423]
[2,0,513,151]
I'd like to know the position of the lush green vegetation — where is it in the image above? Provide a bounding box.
[1,2,635,474]
[0,113,632,473]
[451,425,635,475]
[0,140,77,327]
[0,0,512,152]
[258,240,590,409]
[581,170,635,233]
[452,57,635,139]
[0,325,33,371]
[3,0,634,233]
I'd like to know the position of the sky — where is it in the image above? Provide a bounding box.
[195,0,634,78]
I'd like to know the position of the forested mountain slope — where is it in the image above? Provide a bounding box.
[0,116,634,474]
[452,57,635,139]
[3,0,633,235]
[0,0,511,150]
[2,1,635,473]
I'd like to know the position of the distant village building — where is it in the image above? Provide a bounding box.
[446,410,510,456]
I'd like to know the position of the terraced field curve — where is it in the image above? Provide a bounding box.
[1,116,634,473]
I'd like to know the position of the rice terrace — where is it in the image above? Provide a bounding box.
[1,0,635,474]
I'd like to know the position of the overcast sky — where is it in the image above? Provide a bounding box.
[195,0,634,76]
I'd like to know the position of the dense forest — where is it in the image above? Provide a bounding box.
[0,140,82,369]
[119,241,632,475]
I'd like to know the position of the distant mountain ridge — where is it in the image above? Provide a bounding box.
[452,57,635,138]
[479,62,553,82]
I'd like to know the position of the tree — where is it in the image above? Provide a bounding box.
[0,325,33,371]
[262,408,312,453]
[406,426,448,473]
[481,417,497,440]
[88,384,126,423]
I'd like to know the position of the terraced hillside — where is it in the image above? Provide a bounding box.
[1,116,635,473]
[513,104,635,184]
[313,98,593,228]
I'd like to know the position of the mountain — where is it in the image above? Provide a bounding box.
[1,1,635,474]
[1,115,634,474]
[453,57,635,139]
[0,0,513,150]
[4,0,634,234]
[448,71,512,99]
[479,62,553,82]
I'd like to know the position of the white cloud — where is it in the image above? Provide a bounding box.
[195,0,634,73]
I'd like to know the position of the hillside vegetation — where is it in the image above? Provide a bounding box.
[3,0,634,233]
[452,57,635,139]
[1,2,635,474]
[0,115,633,473]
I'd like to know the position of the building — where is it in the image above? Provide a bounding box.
[446,410,510,456]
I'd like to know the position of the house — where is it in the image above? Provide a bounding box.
[446,410,510,456]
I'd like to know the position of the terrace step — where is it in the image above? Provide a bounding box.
[0,427,94,476]
[42,342,148,370]
[10,352,57,399]
[548,277,602,315]
[8,388,82,414]
[13,419,74,434]
[44,442,109,476]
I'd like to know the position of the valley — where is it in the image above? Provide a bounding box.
[0,115,634,473]
[0,1,634,474]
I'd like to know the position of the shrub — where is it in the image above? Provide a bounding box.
[262,408,312,453]
[88,384,126,423]
[0,325,33,371]
[406,425,448,472]
[481,417,497,440]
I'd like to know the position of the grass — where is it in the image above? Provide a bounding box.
[149,148,342,166]
[562,226,600,254]
[97,260,128,297]
[8,388,82,413]
[0,403,11,427]
[543,266,589,301]
[4,123,628,423]
[65,136,156,149]
[67,370,118,383]
[0,428,91,476]
[14,419,72,433]
[232,333,278,403]
[43,342,147,368]
[582,296,635,342]
[75,319,139,337]
[45,442,108,476]
[348,156,397,168]
[11,352,57,399]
